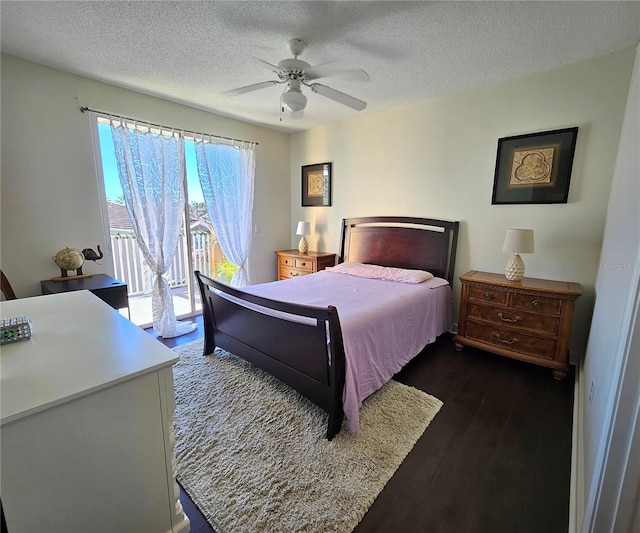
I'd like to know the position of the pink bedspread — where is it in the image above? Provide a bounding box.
[244,270,452,432]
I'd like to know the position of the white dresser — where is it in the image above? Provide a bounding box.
[0,291,190,533]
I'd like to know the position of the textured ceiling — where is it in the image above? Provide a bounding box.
[1,1,639,133]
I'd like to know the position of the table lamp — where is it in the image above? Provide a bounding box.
[296,221,311,254]
[502,229,534,281]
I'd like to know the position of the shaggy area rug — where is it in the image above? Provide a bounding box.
[172,339,442,533]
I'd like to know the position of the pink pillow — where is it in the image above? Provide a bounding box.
[325,262,434,284]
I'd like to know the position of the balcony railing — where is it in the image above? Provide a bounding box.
[110,230,218,296]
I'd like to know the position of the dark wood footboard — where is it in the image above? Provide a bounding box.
[195,271,347,440]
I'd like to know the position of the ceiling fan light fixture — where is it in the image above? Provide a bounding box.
[281,87,307,112]
[227,39,367,115]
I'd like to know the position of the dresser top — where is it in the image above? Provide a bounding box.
[275,250,336,259]
[41,273,125,294]
[460,270,582,296]
[1,291,178,425]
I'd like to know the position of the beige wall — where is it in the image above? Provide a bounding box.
[580,44,639,531]
[290,47,637,355]
[1,49,636,355]
[1,54,291,297]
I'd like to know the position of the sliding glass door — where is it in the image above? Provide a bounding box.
[96,121,231,327]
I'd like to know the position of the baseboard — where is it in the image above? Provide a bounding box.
[170,515,191,533]
[569,356,585,533]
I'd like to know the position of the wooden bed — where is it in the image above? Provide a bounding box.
[195,216,459,439]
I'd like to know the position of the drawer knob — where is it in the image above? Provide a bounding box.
[497,312,521,323]
[484,292,493,300]
[291,272,299,276]
[494,334,518,345]
[300,262,307,267]
[531,300,542,307]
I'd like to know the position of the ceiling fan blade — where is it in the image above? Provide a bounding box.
[310,83,367,111]
[253,57,287,74]
[306,65,370,82]
[224,80,279,96]
[304,61,338,80]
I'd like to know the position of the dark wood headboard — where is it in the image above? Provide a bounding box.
[339,216,459,285]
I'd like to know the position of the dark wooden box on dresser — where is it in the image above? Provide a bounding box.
[453,270,582,380]
[275,250,336,280]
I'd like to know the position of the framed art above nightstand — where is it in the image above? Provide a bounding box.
[491,127,578,204]
[301,163,332,206]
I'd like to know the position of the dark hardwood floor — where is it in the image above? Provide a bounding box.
[150,317,574,533]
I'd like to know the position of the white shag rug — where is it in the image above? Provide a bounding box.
[172,339,443,533]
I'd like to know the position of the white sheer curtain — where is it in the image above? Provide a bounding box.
[194,139,256,287]
[110,118,196,338]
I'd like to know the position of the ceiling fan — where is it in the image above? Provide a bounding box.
[225,38,369,113]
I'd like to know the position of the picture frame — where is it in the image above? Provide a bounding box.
[302,162,332,207]
[491,127,578,205]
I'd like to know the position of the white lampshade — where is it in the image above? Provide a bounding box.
[296,221,311,236]
[296,221,311,254]
[282,88,307,113]
[502,229,535,254]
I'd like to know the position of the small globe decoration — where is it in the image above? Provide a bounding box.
[54,247,85,277]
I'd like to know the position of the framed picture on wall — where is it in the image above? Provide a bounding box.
[302,162,332,207]
[491,127,578,204]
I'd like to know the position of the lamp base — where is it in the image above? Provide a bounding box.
[505,253,525,281]
[298,236,308,254]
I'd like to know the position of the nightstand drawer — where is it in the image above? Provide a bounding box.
[512,293,562,315]
[466,321,556,360]
[468,286,509,306]
[294,258,313,271]
[467,303,559,335]
[279,268,309,279]
[275,250,336,281]
[279,256,295,267]
[279,256,320,272]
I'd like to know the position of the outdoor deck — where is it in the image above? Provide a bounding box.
[123,285,200,328]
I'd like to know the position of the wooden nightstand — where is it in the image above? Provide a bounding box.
[453,270,581,380]
[275,250,336,280]
[41,273,130,317]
